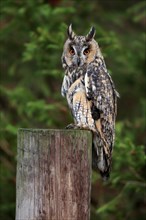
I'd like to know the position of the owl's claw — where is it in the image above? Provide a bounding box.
[66,124,80,129]
[66,124,92,131]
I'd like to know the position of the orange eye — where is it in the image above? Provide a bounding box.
[83,48,90,55]
[69,47,75,55]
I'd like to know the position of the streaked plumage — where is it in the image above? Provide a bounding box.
[61,24,119,179]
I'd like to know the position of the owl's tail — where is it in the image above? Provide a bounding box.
[92,133,111,180]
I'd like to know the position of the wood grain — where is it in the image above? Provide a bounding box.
[16,129,92,220]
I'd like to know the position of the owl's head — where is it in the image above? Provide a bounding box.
[62,24,102,68]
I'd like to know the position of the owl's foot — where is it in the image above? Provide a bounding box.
[66,124,79,129]
[66,123,93,131]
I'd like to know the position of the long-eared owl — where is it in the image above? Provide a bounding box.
[61,24,119,180]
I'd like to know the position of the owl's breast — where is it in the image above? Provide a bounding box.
[66,76,96,132]
[66,76,84,108]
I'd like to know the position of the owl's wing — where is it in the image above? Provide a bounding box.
[61,75,71,97]
[61,68,79,97]
[85,64,118,176]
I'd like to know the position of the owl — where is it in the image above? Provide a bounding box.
[61,24,119,180]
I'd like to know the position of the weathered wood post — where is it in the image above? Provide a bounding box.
[16,129,92,220]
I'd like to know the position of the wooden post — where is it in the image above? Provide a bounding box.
[16,129,92,220]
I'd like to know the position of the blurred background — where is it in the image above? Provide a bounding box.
[0,0,145,219]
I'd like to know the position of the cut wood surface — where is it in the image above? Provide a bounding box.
[16,129,92,220]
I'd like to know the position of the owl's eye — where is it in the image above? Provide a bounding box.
[83,48,90,55]
[69,47,75,55]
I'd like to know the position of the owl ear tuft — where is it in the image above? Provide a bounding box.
[86,27,96,41]
[67,24,76,40]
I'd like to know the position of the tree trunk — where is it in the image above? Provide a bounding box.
[16,129,92,220]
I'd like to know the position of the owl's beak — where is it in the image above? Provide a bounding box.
[77,57,81,66]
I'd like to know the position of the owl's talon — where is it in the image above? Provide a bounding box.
[66,124,81,129]
[66,124,76,129]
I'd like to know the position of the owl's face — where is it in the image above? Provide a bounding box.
[62,25,101,68]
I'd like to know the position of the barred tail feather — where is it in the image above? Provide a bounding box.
[92,134,110,180]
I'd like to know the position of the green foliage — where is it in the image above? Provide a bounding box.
[0,0,145,220]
